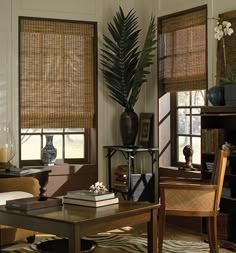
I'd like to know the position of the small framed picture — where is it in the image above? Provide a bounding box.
[137,113,154,147]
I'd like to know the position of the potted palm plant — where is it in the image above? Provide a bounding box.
[101,6,156,146]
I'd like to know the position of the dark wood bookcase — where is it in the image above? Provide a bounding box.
[201,106,236,248]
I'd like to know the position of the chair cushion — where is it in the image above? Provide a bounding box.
[0,191,33,205]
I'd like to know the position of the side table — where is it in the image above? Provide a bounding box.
[0,168,51,199]
[104,145,158,201]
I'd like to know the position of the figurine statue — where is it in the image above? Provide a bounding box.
[181,145,194,171]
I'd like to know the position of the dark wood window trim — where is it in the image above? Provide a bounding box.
[158,5,207,168]
[18,17,98,167]
[171,92,204,169]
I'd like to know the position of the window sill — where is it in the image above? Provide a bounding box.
[159,166,201,178]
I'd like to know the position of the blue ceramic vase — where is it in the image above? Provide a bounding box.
[41,135,57,166]
[207,86,225,106]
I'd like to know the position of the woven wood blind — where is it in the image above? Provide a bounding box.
[158,6,207,94]
[20,18,96,128]
[217,10,236,80]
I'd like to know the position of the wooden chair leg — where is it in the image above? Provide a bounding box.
[158,207,165,253]
[208,216,219,253]
[212,215,219,253]
[207,217,214,253]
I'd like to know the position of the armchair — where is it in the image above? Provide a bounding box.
[158,149,228,253]
[0,177,40,246]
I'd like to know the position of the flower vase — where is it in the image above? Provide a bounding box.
[41,135,57,166]
[120,111,139,146]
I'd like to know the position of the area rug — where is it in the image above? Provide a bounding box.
[1,234,210,253]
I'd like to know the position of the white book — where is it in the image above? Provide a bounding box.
[63,196,119,207]
[66,190,115,201]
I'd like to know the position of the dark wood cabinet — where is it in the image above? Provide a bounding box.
[201,106,236,246]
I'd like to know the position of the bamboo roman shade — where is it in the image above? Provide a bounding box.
[158,6,207,94]
[217,10,236,80]
[19,18,96,129]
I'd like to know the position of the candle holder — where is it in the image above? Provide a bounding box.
[0,123,16,168]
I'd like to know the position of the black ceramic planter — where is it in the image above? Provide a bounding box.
[224,84,236,105]
[120,111,138,146]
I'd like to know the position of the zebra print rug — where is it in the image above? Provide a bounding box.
[2,233,210,253]
[83,234,210,253]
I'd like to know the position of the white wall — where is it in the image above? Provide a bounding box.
[0,0,11,124]
[0,0,157,186]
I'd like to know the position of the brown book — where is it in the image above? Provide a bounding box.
[113,180,128,185]
[114,176,128,183]
[6,197,62,211]
[114,165,128,176]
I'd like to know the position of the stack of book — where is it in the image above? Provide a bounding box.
[63,190,119,207]
[113,165,128,191]
[205,162,214,172]
[201,128,225,153]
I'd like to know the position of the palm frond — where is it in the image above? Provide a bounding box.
[129,16,157,107]
[101,7,156,111]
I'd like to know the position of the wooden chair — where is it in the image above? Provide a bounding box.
[158,149,228,253]
[0,177,40,246]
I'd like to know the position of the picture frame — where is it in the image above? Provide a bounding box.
[137,113,154,147]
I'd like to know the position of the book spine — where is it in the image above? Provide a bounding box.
[6,198,62,210]
[6,203,26,210]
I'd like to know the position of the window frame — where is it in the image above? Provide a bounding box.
[171,91,205,168]
[158,5,208,169]
[18,17,98,167]
[158,5,208,96]
[20,128,91,167]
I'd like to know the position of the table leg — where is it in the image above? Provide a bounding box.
[69,227,81,253]
[147,208,158,253]
[107,149,112,191]
[127,153,132,200]
[33,171,50,200]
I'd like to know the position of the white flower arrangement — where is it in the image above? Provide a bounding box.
[214,19,234,82]
[214,21,234,40]
[89,181,108,194]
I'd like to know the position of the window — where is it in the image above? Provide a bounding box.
[21,128,89,166]
[19,17,97,166]
[158,6,207,167]
[172,90,205,166]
